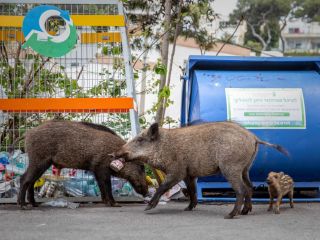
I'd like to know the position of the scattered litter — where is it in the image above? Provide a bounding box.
[0,152,9,165]
[5,150,29,176]
[0,181,12,194]
[36,223,47,227]
[145,181,187,203]
[0,150,151,202]
[41,198,79,209]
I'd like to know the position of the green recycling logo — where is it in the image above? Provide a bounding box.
[22,5,77,58]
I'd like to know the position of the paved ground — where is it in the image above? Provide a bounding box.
[0,202,319,240]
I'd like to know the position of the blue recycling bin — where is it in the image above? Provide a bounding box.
[181,56,320,201]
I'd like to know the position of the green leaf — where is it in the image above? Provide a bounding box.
[154,62,167,76]
[71,79,79,89]
[102,46,109,55]
[111,46,122,55]
[159,86,171,98]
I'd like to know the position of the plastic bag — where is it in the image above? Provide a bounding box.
[41,198,79,209]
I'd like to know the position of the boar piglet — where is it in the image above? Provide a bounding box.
[267,171,294,214]
[115,121,289,219]
[18,120,148,209]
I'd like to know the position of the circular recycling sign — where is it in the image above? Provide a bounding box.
[22,5,77,58]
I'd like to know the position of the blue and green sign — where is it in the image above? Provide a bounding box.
[22,5,77,58]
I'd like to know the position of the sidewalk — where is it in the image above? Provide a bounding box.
[0,202,319,240]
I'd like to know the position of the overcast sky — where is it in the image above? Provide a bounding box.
[212,0,238,16]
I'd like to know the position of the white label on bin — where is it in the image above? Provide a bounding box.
[225,88,306,129]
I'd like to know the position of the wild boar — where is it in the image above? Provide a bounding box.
[18,120,148,209]
[267,171,294,214]
[115,121,288,219]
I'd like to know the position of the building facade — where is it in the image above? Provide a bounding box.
[282,19,320,52]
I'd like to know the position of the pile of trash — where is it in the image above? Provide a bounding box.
[0,150,144,200]
[1,150,187,206]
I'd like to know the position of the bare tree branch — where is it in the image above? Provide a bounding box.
[22,57,50,96]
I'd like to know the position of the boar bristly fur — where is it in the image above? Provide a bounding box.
[115,121,288,219]
[18,120,148,209]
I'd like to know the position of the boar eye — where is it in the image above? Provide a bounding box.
[137,137,144,142]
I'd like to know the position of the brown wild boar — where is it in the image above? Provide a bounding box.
[18,120,148,209]
[115,121,288,219]
[267,171,294,214]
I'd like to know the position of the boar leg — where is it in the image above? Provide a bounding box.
[27,162,51,207]
[241,169,253,215]
[288,189,294,208]
[184,176,197,211]
[267,196,274,211]
[145,174,181,211]
[94,168,120,207]
[222,170,246,219]
[19,161,51,209]
[105,173,121,207]
[274,195,282,214]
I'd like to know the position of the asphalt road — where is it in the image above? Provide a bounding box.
[0,202,319,240]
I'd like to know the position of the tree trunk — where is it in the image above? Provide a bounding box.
[247,22,267,51]
[162,0,183,120]
[155,0,172,125]
[279,19,287,53]
[139,39,149,115]
[265,24,272,50]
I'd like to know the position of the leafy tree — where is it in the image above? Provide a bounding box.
[293,0,320,22]
[125,0,216,125]
[230,0,293,52]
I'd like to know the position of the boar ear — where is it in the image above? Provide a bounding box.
[148,123,159,141]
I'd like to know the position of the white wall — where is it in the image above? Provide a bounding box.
[283,19,320,52]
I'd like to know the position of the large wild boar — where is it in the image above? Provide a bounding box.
[18,120,148,209]
[115,121,288,219]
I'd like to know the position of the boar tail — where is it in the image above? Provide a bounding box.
[8,135,25,154]
[257,139,290,157]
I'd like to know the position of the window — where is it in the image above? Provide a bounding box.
[288,28,300,34]
[295,42,302,49]
[311,42,320,49]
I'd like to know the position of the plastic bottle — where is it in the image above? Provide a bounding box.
[0,152,9,165]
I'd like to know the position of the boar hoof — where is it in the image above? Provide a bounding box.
[274,209,280,214]
[31,203,39,207]
[144,204,154,211]
[20,205,31,210]
[110,202,122,208]
[224,214,235,219]
[184,206,194,211]
[267,207,273,212]
[241,206,252,215]
[240,209,249,215]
